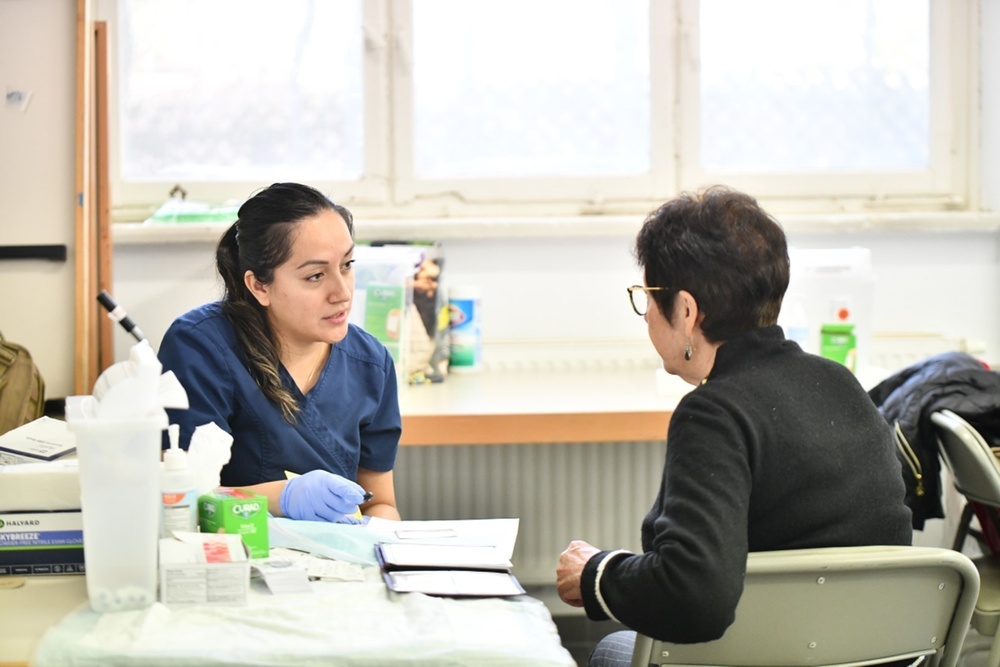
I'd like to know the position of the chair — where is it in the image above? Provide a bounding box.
[932,408,1000,667]
[630,545,979,667]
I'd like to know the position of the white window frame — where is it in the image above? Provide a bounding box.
[388,0,678,215]
[97,0,977,221]
[675,0,973,211]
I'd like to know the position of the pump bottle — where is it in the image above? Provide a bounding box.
[160,424,198,538]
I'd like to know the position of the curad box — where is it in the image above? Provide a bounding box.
[198,488,269,559]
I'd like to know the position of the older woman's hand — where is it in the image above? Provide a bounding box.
[556,540,601,607]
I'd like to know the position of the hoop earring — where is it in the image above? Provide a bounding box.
[684,343,693,361]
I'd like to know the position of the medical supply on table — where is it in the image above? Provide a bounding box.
[160,424,198,538]
[65,340,189,612]
[279,469,366,524]
[0,458,79,513]
[0,509,83,575]
[0,416,77,465]
[249,554,312,595]
[448,286,482,372]
[158,531,249,606]
[0,421,83,576]
[198,488,269,559]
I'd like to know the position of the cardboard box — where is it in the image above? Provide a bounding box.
[0,417,77,465]
[0,510,84,576]
[159,532,249,606]
[198,488,269,558]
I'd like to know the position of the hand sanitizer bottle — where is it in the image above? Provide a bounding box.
[160,424,198,538]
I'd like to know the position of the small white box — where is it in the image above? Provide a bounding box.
[159,532,250,606]
[0,417,76,464]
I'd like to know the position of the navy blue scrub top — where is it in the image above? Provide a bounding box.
[158,302,401,487]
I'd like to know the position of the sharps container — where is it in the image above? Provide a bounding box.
[448,286,482,372]
[66,341,170,612]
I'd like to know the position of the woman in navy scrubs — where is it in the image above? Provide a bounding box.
[159,183,401,523]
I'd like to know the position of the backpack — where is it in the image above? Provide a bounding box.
[0,332,46,436]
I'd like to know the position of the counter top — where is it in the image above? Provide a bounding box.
[397,367,684,445]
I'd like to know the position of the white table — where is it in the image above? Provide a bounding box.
[0,521,576,667]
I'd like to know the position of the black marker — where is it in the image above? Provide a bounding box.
[97,290,146,342]
[362,491,374,503]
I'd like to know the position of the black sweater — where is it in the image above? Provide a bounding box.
[580,326,913,643]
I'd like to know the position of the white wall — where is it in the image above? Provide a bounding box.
[0,0,77,399]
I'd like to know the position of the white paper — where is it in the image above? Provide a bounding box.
[366,517,519,559]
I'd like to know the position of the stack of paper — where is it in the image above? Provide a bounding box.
[368,518,525,597]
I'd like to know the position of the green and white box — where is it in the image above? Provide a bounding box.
[198,488,269,559]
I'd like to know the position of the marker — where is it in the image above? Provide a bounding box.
[97,290,146,342]
[362,491,374,503]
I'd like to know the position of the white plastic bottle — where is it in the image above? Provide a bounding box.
[783,299,812,354]
[448,285,482,372]
[160,424,198,538]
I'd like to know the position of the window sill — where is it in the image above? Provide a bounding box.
[111,211,1000,245]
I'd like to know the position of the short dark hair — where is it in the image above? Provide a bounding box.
[634,185,789,343]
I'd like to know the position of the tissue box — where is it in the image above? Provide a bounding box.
[0,510,84,576]
[0,417,76,465]
[198,488,269,558]
[159,532,249,605]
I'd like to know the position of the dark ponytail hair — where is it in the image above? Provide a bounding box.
[216,183,354,422]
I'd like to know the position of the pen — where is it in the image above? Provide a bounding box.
[363,492,374,503]
[97,290,146,342]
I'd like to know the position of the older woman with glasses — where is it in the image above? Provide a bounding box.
[556,186,912,666]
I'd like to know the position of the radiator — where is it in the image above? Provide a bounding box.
[394,441,666,585]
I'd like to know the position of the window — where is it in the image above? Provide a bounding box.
[99,0,973,218]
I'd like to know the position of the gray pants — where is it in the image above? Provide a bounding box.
[588,629,922,667]
[588,630,638,667]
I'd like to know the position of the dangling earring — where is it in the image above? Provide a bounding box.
[684,343,693,361]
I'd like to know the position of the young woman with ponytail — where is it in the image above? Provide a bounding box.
[159,183,401,523]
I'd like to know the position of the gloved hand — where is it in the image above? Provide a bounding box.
[279,470,366,524]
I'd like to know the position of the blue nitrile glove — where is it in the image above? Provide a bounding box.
[279,470,366,524]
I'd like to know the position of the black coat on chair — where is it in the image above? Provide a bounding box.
[868,351,1000,530]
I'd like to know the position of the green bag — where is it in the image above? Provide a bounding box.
[0,332,45,436]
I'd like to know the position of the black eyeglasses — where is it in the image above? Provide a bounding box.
[627,285,671,316]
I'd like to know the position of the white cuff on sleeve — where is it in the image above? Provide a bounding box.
[594,549,632,624]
